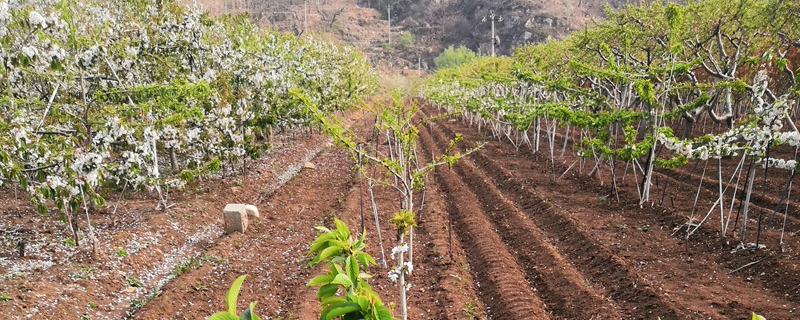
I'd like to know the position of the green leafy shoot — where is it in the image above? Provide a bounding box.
[206,274,263,320]
[308,219,397,320]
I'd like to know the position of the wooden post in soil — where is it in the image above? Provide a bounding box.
[358,152,365,235]
[367,179,388,268]
[740,159,757,244]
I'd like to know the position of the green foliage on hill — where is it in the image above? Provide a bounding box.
[434,45,479,69]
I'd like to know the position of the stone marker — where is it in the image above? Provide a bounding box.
[304,162,316,169]
[244,204,260,219]
[223,203,248,233]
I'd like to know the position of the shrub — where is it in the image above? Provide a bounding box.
[396,31,414,48]
[434,46,478,69]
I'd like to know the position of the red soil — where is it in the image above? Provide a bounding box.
[1,103,798,320]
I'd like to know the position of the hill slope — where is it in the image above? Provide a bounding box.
[189,0,626,67]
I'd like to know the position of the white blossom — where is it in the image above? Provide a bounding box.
[45,175,65,189]
[404,261,413,274]
[0,0,374,216]
[28,10,46,27]
[71,152,104,186]
[388,268,400,282]
[0,3,9,22]
[21,46,38,58]
[390,244,408,260]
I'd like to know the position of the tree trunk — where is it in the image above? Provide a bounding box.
[398,232,407,320]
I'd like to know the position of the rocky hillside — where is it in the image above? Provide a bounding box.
[187,0,627,68]
[407,0,626,55]
[186,0,389,59]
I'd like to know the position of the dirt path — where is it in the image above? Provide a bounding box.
[132,142,359,319]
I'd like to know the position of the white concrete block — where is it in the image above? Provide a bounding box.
[223,203,248,234]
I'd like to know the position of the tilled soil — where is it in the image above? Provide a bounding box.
[423,105,798,320]
[522,111,800,312]
[0,110,489,320]
[3,103,799,320]
[0,124,342,319]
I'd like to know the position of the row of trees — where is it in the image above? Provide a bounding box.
[422,0,800,245]
[0,0,376,249]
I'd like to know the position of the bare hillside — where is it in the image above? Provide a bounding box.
[187,0,626,67]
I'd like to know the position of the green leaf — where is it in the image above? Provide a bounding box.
[358,272,372,280]
[334,218,350,240]
[240,302,262,320]
[317,284,339,300]
[37,203,47,214]
[250,302,259,319]
[345,256,359,285]
[333,263,344,275]
[353,295,369,312]
[240,307,253,320]
[207,311,239,320]
[226,274,248,314]
[320,295,347,307]
[752,313,766,320]
[92,193,106,206]
[356,228,367,248]
[308,274,335,286]
[356,252,376,268]
[331,273,352,288]
[328,240,348,250]
[374,305,396,320]
[317,246,342,262]
[320,301,361,320]
[310,232,336,253]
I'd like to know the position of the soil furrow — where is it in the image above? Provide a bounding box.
[474,141,797,318]
[480,111,800,286]
[430,106,799,318]
[412,136,494,320]
[417,120,553,320]
[538,117,800,249]
[425,119,688,320]
[419,124,621,319]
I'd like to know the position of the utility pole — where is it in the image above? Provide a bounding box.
[482,10,502,57]
[387,3,392,44]
[304,0,308,35]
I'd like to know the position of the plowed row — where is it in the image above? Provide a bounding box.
[523,114,800,307]
[420,106,797,319]
[484,110,800,312]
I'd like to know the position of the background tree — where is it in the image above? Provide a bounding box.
[434,45,479,69]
